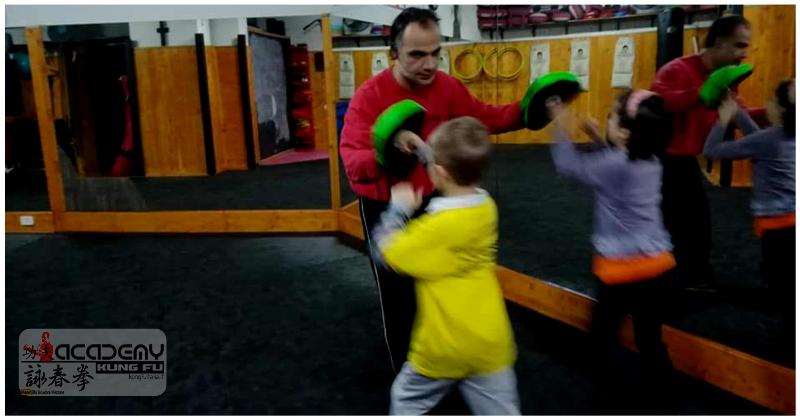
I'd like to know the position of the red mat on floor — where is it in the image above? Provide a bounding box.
[259,148,329,166]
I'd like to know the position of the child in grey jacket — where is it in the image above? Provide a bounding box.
[704,79,795,339]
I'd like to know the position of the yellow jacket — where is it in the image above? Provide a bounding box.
[379,191,516,379]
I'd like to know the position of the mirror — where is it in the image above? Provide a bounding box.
[44,18,331,212]
[481,22,794,369]
[5,29,51,212]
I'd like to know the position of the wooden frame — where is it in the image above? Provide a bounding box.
[58,210,336,233]
[322,14,342,211]
[6,211,55,233]
[497,266,795,414]
[26,27,66,224]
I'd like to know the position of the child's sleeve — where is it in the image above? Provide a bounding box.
[734,107,761,136]
[549,127,614,188]
[703,124,768,160]
[378,215,459,280]
[370,203,415,269]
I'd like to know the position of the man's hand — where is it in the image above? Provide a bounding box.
[394,130,425,154]
[390,182,423,212]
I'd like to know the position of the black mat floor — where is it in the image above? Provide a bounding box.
[5,234,772,414]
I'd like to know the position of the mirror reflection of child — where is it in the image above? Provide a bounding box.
[703,81,797,342]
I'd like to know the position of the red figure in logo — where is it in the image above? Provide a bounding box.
[23,331,54,362]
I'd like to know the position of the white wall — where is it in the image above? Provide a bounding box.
[5,24,129,45]
[435,5,455,39]
[6,4,443,30]
[282,15,324,51]
[196,19,211,45]
[5,27,38,45]
[128,22,161,47]
[457,5,481,41]
[210,18,246,47]
[129,19,207,47]
[5,5,330,27]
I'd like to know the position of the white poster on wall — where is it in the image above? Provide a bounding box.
[437,49,450,74]
[570,39,590,91]
[339,53,355,99]
[529,43,550,83]
[612,37,635,88]
[372,52,389,76]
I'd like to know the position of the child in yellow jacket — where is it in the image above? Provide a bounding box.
[371,116,519,415]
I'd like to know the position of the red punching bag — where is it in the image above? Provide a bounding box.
[110,75,134,176]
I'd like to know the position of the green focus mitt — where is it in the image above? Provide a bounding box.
[699,64,753,108]
[372,99,426,177]
[520,71,582,130]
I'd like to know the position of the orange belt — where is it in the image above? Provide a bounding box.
[754,213,795,238]
[593,252,676,285]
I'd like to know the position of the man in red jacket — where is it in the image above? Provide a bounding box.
[340,7,524,373]
[651,15,763,292]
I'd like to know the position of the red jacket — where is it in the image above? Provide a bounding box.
[340,68,523,201]
[651,54,766,156]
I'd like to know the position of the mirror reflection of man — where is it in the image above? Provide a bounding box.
[651,15,765,292]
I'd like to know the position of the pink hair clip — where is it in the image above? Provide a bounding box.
[626,89,657,118]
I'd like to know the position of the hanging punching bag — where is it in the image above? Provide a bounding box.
[110,75,134,176]
[656,7,685,70]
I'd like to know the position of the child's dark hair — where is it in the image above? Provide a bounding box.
[775,79,795,136]
[617,90,672,160]
[429,117,492,186]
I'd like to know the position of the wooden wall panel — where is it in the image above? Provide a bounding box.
[310,52,329,151]
[135,47,206,176]
[331,50,396,98]
[333,31,659,144]
[731,5,796,187]
[206,46,248,172]
[246,48,260,162]
[331,5,791,149]
[740,6,796,110]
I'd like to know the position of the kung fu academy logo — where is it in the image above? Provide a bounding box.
[19,329,166,396]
